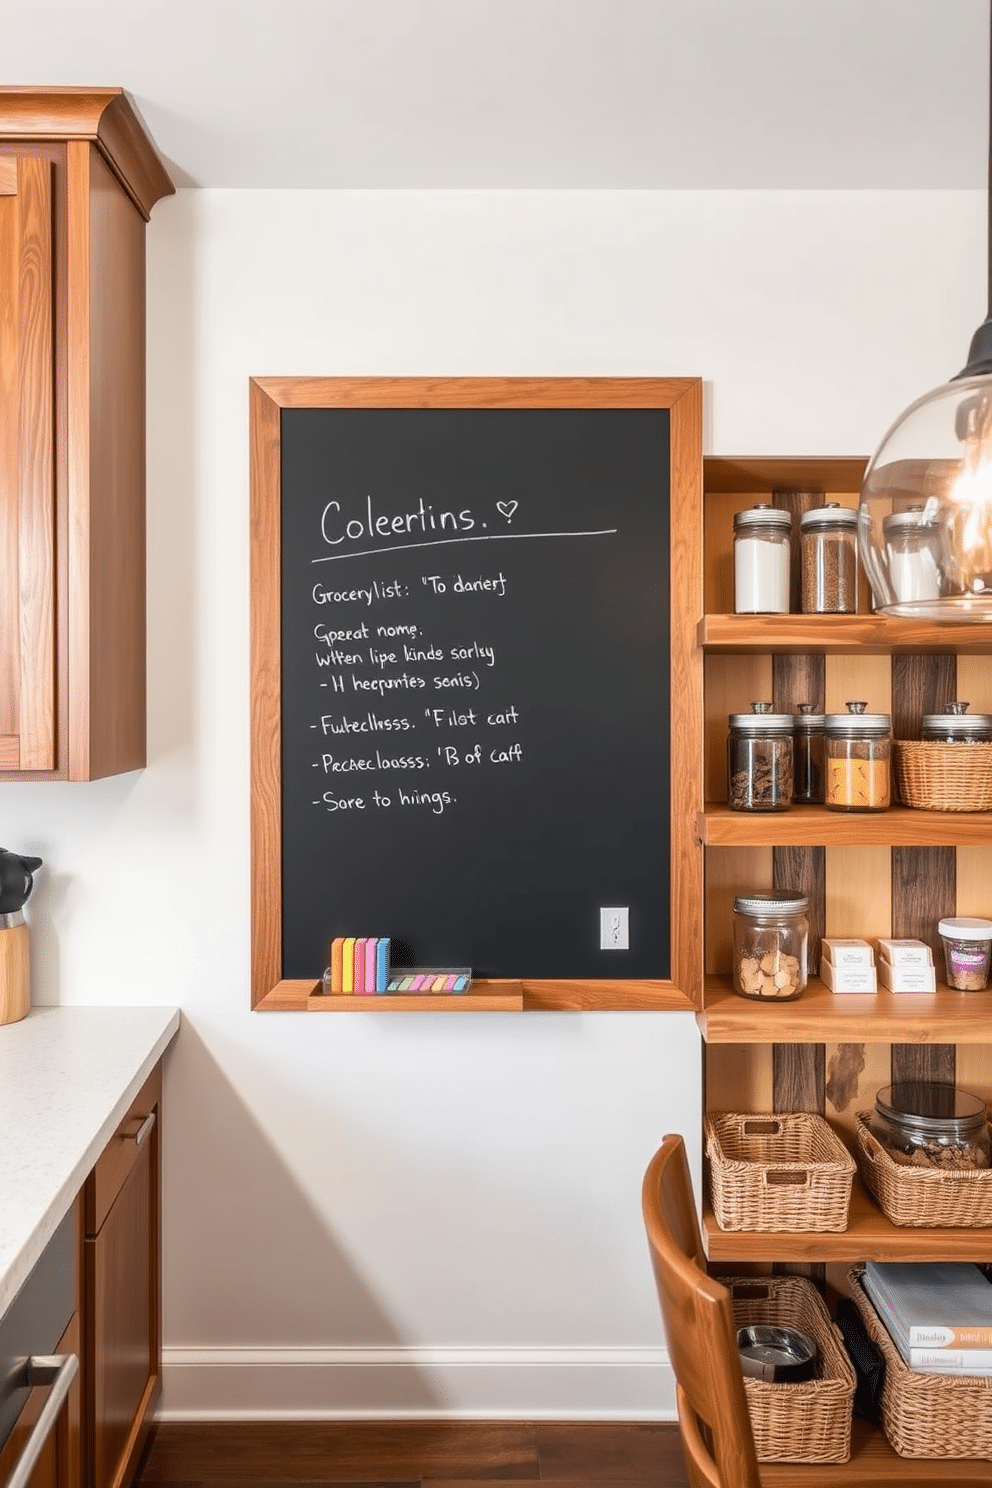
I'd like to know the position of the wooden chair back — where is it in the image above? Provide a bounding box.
[641,1134,763,1488]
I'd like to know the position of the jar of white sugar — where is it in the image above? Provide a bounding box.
[733,505,791,613]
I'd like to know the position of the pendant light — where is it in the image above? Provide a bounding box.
[858,3,992,619]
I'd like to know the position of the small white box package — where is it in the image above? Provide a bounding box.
[876,937,933,966]
[820,939,877,993]
[877,957,937,993]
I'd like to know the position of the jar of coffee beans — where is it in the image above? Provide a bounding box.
[727,703,793,811]
[792,703,825,804]
[800,502,859,613]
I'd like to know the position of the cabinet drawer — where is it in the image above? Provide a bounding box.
[84,1068,160,1240]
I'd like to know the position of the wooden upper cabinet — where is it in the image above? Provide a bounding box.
[0,89,173,780]
[0,153,55,770]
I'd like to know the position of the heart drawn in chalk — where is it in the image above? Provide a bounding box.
[496,500,518,521]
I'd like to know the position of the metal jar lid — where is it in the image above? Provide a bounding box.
[882,505,939,534]
[800,502,858,530]
[825,700,891,736]
[733,504,792,531]
[875,1083,988,1142]
[733,890,809,917]
[728,701,793,732]
[921,701,992,740]
[793,703,825,731]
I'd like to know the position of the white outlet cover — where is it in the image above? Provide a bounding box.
[599,907,629,950]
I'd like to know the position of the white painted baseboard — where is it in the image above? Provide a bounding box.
[159,1345,676,1421]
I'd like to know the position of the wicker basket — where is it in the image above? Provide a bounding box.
[894,739,992,812]
[728,1275,855,1463]
[855,1112,992,1228]
[706,1111,856,1232]
[848,1266,992,1459]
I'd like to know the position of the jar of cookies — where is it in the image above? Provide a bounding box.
[869,1083,991,1169]
[732,891,808,1001]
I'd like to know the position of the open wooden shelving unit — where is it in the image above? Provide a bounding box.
[698,455,992,1479]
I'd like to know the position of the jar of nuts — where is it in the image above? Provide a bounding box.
[869,1083,991,1169]
[732,892,808,1001]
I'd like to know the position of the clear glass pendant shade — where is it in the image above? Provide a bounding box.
[859,371,992,619]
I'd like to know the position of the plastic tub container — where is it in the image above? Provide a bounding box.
[937,916,992,990]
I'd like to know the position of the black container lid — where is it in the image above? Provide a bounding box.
[875,1082,988,1140]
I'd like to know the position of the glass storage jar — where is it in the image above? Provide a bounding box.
[882,507,943,606]
[938,917,992,990]
[792,703,825,804]
[920,700,992,743]
[733,505,791,613]
[800,503,859,613]
[732,891,809,1001]
[825,701,891,811]
[727,703,793,811]
[869,1083,991,1170]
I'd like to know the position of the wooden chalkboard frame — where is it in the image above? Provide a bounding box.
[250,377,702,1012]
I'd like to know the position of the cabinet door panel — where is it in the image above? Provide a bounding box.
[85,1138,156,1488]
[0,153,55,770]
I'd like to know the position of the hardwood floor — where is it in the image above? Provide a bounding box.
[136,1422,690,1488]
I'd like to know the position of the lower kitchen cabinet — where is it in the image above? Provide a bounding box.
[0,1203,81,1488]
[83,1066,161,1488]
[0,1311,82,1488]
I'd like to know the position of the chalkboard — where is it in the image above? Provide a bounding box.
[250,378,703,1010]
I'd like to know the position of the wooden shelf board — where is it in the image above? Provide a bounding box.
[758,1416,992,1485]
[698,977,992,1043]
[699,803,992,847]
[310,980,524,1012]
[703,1178,992,1263]
[698,611,992,654]
[703,456,869,495]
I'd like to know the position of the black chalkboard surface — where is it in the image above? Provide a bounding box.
[279,404,670,980]
[250,377,703,1010]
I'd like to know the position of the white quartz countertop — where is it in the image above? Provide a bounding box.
[0,1005,181,1317]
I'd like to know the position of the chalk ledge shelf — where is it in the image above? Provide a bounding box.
[254,980,698,1013]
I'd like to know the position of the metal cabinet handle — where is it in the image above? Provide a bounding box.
[129,1111,156,1145]
[6,1353,79,1488]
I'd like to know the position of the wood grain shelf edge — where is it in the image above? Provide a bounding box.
[698,977,992,1042]
[703,1181,992,1263]
[698,803,992,847]
[698,612,992,654]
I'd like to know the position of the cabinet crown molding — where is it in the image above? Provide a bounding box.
[0,86,173,219]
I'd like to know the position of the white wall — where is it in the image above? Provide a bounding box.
[0,187,983,1419]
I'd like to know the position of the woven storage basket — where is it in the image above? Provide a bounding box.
[706,1111,855,1232]
[728,1275,855,1463]
[855,1112,992,1228]
[894,739,992,811]
[848,1266,992,1459]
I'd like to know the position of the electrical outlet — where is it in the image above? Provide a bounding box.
[600,906,629,950]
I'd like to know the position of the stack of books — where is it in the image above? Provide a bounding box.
[861,1261,992,1376]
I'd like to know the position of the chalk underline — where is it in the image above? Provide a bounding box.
[311,529,618,563]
